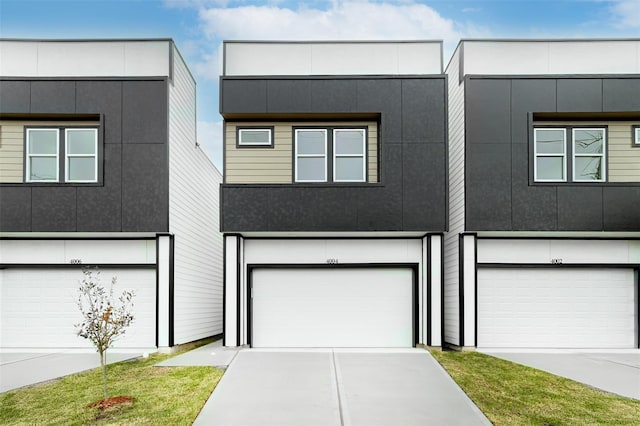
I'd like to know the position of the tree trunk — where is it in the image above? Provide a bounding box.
[100,350,108,400]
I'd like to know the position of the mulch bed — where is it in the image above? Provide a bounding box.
[86,396,133,411]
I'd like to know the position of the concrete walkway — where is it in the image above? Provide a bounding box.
[0,352,137,393]
[484,351,640,400]
[192,348,491,426]
[156,340,239,368]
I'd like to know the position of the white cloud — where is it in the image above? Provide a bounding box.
[610,0,640,28]
[196,1,483,57]
[197,119,224,170]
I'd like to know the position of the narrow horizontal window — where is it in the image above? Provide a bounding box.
[26,128,59,182]
[633,126,640,147]
[238,127,273,147]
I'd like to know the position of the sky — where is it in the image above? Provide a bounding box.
[1,0,639,170]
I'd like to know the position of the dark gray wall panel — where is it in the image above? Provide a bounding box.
[121,144,168,232]
[603,79,640,112]
[0,81,30,113]
[30,81,75,114]
[557,186,603,231]
[557,79,602,112]
[403,144,446,230]
[466,79,511,144]
[122,81,167,144]
[510,144,557,230]
[0,187,31,231]
[511,79,556,144]
[310,80,358,112]
[356,79,402,142]
[221,79,267,113]
[76,81,122,144]
[466,144,512,230]
[266,80,311,112]
[76,144,122,232]
[31,187,76,231]
[603,187,640,231]
[401,79,445,143]
[221,187,271,231]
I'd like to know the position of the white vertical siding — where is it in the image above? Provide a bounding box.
[443,46,466,346]
[168,45,223,345]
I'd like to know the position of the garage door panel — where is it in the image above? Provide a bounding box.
[478,268,636,349]
[1,269,156,349]
[252,268,413,348]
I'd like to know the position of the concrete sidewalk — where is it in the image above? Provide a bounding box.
[156,340,239,368]
[193,349,491,426]
[0,352,138,393]
[484,351,640,400]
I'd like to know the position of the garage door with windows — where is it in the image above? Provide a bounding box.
[250,267,415,348]
[1,268,156,349]
[477,268,637,349]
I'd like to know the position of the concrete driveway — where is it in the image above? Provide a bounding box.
[194,348,491,426]
[0,352,139,393]
[483,351,640,400]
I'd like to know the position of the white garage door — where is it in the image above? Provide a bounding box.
[251,267,414,348]
[0,268,156,349]
[478,268,637,348]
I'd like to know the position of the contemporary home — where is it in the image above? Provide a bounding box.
[0,39,223,351]
[445,39,640,349]
[220,41,448,348]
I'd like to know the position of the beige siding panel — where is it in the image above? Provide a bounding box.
[225,121,378,184]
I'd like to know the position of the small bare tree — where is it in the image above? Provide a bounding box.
[76,268,135,400]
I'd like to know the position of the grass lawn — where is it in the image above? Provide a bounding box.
[0,351,223,425]
[431,350,640,426]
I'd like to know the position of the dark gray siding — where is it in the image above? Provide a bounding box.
[465,76,640,232]
[0,78,169,233]
[220,76,448,232]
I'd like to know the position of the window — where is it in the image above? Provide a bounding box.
[572,128,605,182]
[26,129,59,182]
[294,127,366,183]
[534,128,566,182]
[25,127,98,183]
[633,126,640,147]
[237,127,273,147]
[533,126,606,183]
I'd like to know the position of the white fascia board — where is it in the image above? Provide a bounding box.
[461,39,640,76]
[223,41,442,76]
[236,231,429,238]
[0,40,171,77]
[475,231,640,238]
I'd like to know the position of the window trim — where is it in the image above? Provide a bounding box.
[294,128,328,183]
[25,128,60,183]
[293,126,368,184]
[533,125,608,184]
[23,125,100,185]
[632,125,640,147]
[533,127,567,183]
[65,128,98,183]
[571,127,606,183]
[237,126,274,148]
[332,128,366,183]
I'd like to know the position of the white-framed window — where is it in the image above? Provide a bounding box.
[633,126,640,147]
[25,127,98,183]
[333,129,366,182]
[572,128,606,182]
[534,128,566,182]
[238,127,273,147]
[65,128,98,182]
[295,129,327,182]
[26,128,59,182]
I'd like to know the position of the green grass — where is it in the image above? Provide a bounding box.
[0,351,223,425]
[431,350,640,426]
